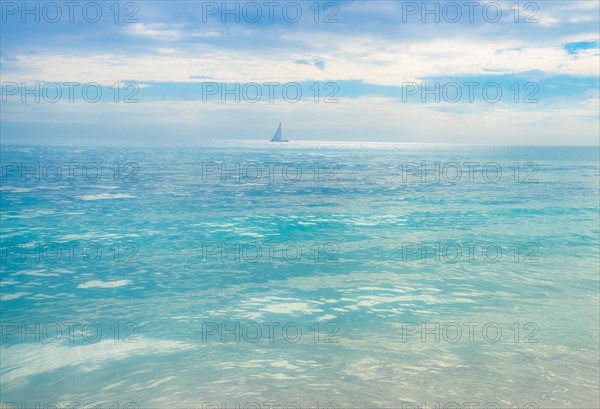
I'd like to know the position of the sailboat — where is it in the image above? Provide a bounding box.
[270,123,288,142]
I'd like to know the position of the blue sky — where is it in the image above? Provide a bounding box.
[1,0,599,145]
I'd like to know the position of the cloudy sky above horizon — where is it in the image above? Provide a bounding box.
[1,0,599,146]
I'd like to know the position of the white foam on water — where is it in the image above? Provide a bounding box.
[0,292,31,301]
[262,302,323,315]
[77,279,132,289]
[0,337,196,388]
[0,186,36,193]
[76,193,135,201]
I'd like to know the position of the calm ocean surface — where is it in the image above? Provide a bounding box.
[1,142,598,408]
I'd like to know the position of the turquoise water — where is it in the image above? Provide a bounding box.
[1,142,599,408]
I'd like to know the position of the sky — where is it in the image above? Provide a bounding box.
[0,0,599,146]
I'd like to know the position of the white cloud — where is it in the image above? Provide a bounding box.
[2,34,598,87]
[127,22,184,40]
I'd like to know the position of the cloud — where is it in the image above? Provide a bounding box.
[295,59,327,71]
[127,22,184,40]
[2,35,598,88]
[0,0,598,145]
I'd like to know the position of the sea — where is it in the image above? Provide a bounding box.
[1,141,599,408]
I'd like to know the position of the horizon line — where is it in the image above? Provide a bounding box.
[1,140,599,149]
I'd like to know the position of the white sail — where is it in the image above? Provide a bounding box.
[270,123,288,142]
[271,123,283,142]
[269,123,289,142]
